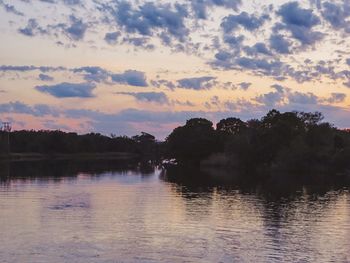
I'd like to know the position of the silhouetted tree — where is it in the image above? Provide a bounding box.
[2,130,159,159]
[133,132,158,157]
[166,118,218,164]
[165,110,350,178]
[216,118,247,135]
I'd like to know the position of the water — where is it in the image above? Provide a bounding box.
[0,161,349,263]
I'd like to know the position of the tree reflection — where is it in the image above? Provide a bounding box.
[0,159,156,185]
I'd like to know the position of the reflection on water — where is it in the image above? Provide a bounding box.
[0,161,349,263]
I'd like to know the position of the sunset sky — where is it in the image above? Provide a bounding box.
[1,0,350,138]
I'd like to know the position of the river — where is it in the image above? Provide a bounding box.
[0,161,349,262]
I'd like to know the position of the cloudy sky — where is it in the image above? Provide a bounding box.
[1,0,350,138]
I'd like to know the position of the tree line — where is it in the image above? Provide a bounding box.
[0,130,160,158]
[165,109,350,176]
[2,109,350,178]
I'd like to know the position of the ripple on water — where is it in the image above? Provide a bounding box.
[0,169,349,263]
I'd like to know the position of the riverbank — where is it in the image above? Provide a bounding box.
[0,152,138,162]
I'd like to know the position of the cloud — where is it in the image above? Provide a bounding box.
[39,0,56,3]
[0,101,60,117]
[244,42,272,56]
[210,54,342,84]
[177,76,216,90]
[270,34,291,54]
[0,0,24,16]
[38,74,54,81]
[254,84,286,107]
[111,70,148,87]
[39,0,82,5]
[151,79,176,90]
[0,65,150,87]
[191,0,241,19]
[172,99,195,107]
[255,91,284,107]
[254,84,331,108]
[235,57,283,76]
[238,82,252,90]
[116,91,169,104]
[223,35,244,49]
[62,0,81,5]
[18,15,88,41]
[63,15,88,41]
[104,31,121,45]
[3,1,350,106]
[121,36,155,50]
[18,19,46,36]
[221,12,269,33]
[35,82,96,98]
[0,65,66,72]
[276,1,323,45]
[288,91,319,104]
[271,84,285,93]
[278,2,320,28]
[214,50,231,62]
[72,66,109,83]
[326,93,347,103]
[152,77,238,91]
[110,1,189,43]
[321,2,350,32]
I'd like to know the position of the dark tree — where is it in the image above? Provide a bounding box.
[133,132,158,157]
[164,110,350,179]
[216,118,247,135]
[166,118,218,164]
[1,130,159,159]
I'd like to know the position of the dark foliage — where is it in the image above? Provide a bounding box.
[0,130,161,158]
[165,118,219,165]
[165,110,350,177]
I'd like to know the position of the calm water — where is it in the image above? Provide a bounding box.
[0,161,350,263]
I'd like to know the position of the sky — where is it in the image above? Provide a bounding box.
[1,0,350,139]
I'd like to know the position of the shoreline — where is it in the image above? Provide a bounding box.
[0,152,139,162]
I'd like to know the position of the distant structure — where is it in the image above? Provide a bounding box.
[2,122,12,132]
[1,122,12,154]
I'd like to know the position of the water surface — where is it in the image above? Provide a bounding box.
[0,161,349,262]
